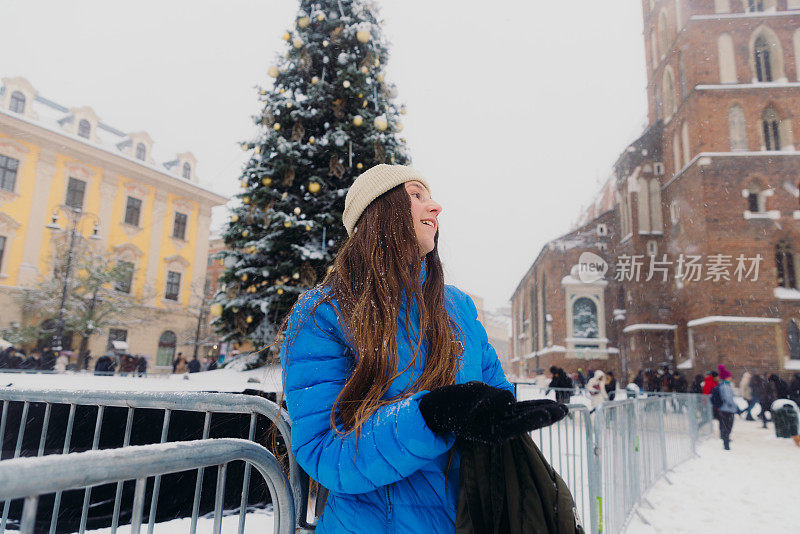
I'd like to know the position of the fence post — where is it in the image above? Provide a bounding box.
[688,395,699,456]
[587,405,602,534]
[656,397,668,474]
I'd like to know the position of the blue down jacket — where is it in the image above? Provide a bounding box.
[281,284,512,533]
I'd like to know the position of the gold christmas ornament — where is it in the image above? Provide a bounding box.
[395,122,404,132]
[356,30,370,43]
[286,102,293,109]
[343,80,351,88]
[298,16,310,28]
[390,156,395,163]
[281,192,288,199]
[259,90,267,95]
[352,115,363,126]
[358,93,363,98]
[241,274,248,281]
[231,214,239,222]
[283,32,291,41]
[360,66,368,74]
[311,76,319,84]
[293,38,303,49]
[268,66,280,78]
[273,123,281,131]
[242,230,249,237]
[293,207,301,215]
[317,13,325,21]
[357,162,363,169]
[240,180,247,188]
[284,220,292,227]
[373,115,388,131]
[262,177,272,186]
[322,40,329,47]
[308,182,321,193]
[362,100,368,108]
[242,196,251,204]
[292,272,300,279]
[285,51,290,59]
[401,107,407,115]
[248,246,257,253]
[210,303,223,316]
[246,315,253,323]
[374,58,381,67]
[241,142,248,150]
[376,72,385,82]
[254,146,261,154]
[277,288,284,295]
[305,225,312,231]
[280,88,285,93]
[309,136,316,144]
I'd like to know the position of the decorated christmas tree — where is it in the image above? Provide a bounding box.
[214,0,409,347]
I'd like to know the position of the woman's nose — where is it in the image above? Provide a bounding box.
[427,200,442,216]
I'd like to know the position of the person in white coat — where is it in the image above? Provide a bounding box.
[587,370,608,410]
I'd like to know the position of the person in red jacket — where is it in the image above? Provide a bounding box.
[702,371,720,395]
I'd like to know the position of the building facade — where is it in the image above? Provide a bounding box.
[511,1,800,381]
[0,77,227,370]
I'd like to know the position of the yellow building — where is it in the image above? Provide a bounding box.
[0,76,227,370]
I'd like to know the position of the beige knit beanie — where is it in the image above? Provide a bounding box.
[342,164,431,236]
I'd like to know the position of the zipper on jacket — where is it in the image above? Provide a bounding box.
[385,485,393,523]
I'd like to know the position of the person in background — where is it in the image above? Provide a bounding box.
[789,373,800,407]
[702,371,719,395]
[711,364,738,450]
[187,355,201,373]
[740,370,755,420]
[207,357,218,371]
[172,352,187,374]
[671,371,688,393]
[760,373,778,429]
[586,370,608,410]
[689,374,703,394]
[605,371,618,401]
[548,366,572,404]
[575,368,587,388]
[136,356,148,376]
[770,373,789,400]
[54,352,68,372]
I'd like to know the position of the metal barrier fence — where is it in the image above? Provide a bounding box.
[0,438,294,534]
[0,386,713,534]
[515,384,713,533]
[0,389,317,534]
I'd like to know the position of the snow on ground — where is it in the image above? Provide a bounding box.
[626,417,800,533]
[0,366,283,394]
[87,507,275,534]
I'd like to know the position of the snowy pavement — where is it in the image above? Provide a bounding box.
[626,417,800,533]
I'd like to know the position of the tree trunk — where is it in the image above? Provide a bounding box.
[77,334,91,371]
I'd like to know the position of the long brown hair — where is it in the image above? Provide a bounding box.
[282,184,463,437]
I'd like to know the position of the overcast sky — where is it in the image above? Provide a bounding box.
[0,1,647,310]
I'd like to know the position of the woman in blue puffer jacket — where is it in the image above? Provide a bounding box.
[281,164,567,533]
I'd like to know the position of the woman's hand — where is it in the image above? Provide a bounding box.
[418,381,568,445]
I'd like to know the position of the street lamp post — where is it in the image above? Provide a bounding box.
[46,206,101,353]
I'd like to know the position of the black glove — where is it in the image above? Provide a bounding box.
[418,381,568,445]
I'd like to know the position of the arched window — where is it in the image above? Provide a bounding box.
[9,91,25,114]
[658,11,669,58]
[679,53,687,98]
[717,33,737,83]
[754,36,773,82]
[747,183,764,212]
[78,119,91,139]
[135,143,146,161]
[763,107,781,150]
[638,177,651,234]
[681,122,691,165]
[650,30,658,69]
[776,240,796,289]
[788,320,800,360]
[673,127,682,173]
[182,162,191,179]
[649,179,663,232]
[729,104,747,150]
[750,27,785,82]
[156,330,177,367]
[572,298,599,339]
[662,68,676,119]
[748,0,765,11]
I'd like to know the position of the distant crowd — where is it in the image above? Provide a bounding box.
[0,345,221,376]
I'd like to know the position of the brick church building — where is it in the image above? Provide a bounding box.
[511,0,800,381]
